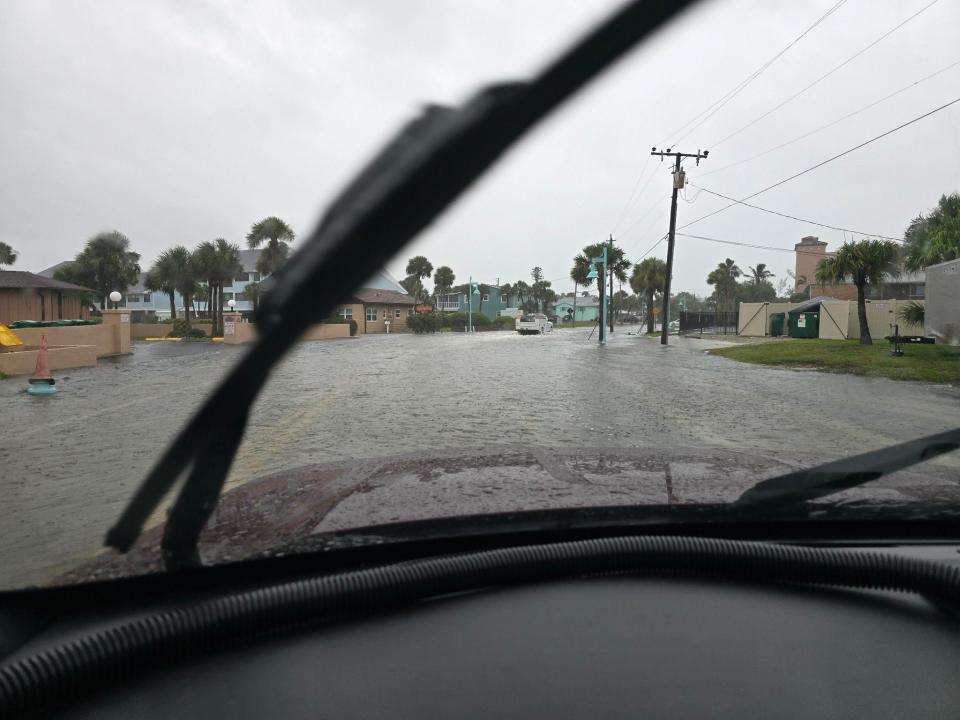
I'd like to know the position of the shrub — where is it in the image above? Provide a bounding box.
[407,313,443,334]
[347,319,358,337]
[167,318,190,337]
[897,301,925,327]
[441,311,492,330]
[185,328,207,339]
[494,315,516,330]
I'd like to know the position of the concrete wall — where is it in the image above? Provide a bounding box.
[925,259,960,343]
[131,322,213,339]
[222,313,351,345]
[817,300,924,340]
[0,344,97,376]
[12,310,130,357]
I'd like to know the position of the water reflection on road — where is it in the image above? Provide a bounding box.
[2,329,958,587]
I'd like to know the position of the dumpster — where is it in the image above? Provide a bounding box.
[788,312,819,339]
[770,313,785,337]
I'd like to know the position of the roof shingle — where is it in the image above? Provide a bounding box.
[0,271,92,292]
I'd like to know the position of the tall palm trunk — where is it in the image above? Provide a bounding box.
[168,291,176,319]
[646,290,655,334]
[855,283,872,345]
[572,282,577,326]
[216,283,223,336]
[184,294,193,330]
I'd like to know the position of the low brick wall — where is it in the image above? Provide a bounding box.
[14,321,129,357]
[0,344,98,376]
[131,322,213,339]
[222,317,350,345]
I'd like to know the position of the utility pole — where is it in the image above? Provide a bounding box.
[608,234,615,335]
[650,146,709,345]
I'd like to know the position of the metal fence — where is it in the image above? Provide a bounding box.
[678,310,739,336]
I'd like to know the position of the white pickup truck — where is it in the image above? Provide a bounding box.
[515,313,553,335]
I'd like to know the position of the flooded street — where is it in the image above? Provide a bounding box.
[2,329,959,587]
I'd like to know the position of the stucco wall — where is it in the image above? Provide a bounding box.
[131,322,213,339]
[362,304,412,333]
[737,302,800,336]
[0,344,97,376]
[222,315,351,345]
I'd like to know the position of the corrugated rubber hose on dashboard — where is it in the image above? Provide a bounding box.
[2,535,959,717]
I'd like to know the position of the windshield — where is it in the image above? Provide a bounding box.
[1,0,959,589]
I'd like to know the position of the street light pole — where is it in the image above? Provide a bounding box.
[468,275,473,333]
[587,246,608,345]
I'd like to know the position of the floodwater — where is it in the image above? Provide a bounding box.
[2,329,959,587]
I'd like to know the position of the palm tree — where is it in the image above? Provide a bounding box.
[154,245,197,330]
[514,280,531,308]
[748,263,774,285]
[816,238,899,345]
[630,258,667,333]
[144,258,177,319]
[707,258,742,312]
[904,192,960,271]
[0,242,17,269]
[405,256,433,306]
[68,231,141,309]
[433,265,455,297]
[570,254,591,324]
[246,217,294,277]
[195,239,242,335]
[241,281,262,314]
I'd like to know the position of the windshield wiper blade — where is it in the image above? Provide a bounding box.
[104,0,700,569]
[734,428,960,511]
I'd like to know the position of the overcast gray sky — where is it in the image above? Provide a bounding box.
[2,0,959,297]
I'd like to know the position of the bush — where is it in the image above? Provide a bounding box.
[407,313,443,334]
[185,328,207,339]
[440,311,492,330]
[348,319,358,336]
[494,315,516,330]
[168,318,208,338]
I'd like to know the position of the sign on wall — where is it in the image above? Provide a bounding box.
[224,322,235,336]
[120,314,130,324]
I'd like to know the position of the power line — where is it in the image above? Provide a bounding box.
[698,58,960,178]
[678,94,960,231]
[610,154,653,231]
[710,0,940,149]
[676,232,853,257]
[687,183,903,241]
[662,0,849,146]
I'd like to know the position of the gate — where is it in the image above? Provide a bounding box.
[678,310,739,335]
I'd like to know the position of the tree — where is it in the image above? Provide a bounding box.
[144,254,179,319]
[816,239,899,345]
[531,266,543,283]
[735,280,777,304]
[241,281,262,314]
[433,265,455,296]
[149,246,198,330]
[513,280,531,307]
[405,256,433,306]
[0,242,17,269]
[58,231,141,309]
[748,263,774,285]
[246,217,294,277]
[706,258,742,312]
[579,240,630,332]
[904,192,960,271]
[630,258,667,334]
[570,255,591,325]
[400,274,423,303]
[194,239,242,335]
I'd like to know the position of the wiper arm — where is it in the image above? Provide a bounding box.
[734,428,960,511]
[104,0,700,569]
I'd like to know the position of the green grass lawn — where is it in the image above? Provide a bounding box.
[709,339,960,383]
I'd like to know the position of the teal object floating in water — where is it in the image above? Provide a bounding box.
[27,381,58,396]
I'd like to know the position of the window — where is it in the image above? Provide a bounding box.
[500,295,507,303]
[395,308,401,318]
[234,272,249,282]
[143,292,151,303]
[127,294,141,303]
[223,292,234,301]
[366,307,378,322]
[338,306,353,319]
[913,284,925,298]
[463,293,468,302]
[250,272,261,282]
[482,293,489,302]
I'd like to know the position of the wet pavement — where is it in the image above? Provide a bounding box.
[2,329,959,587]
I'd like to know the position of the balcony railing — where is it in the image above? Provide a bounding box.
[436,301,461,312]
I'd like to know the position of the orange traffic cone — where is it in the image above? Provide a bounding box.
[29,335,55,385]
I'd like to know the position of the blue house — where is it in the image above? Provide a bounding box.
[435,283,523,320]
[553,293,607,323]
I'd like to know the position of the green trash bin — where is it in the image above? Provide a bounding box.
[770,313,785,337]
[788,312,819,339]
